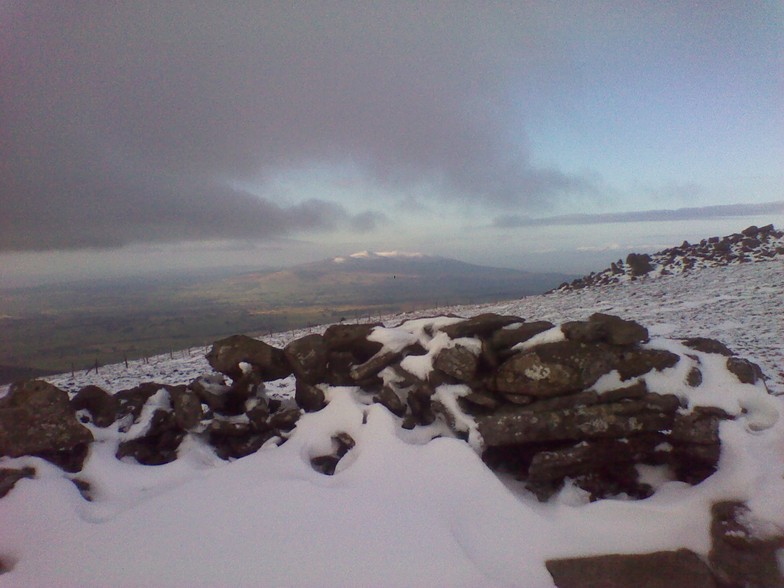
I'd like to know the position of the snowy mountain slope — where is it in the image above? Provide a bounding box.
[38,256,784,397]
[0,255,782,588]
[557,223,784,291]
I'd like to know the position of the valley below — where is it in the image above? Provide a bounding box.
[0,253,570,382]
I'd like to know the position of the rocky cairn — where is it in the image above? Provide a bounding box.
[1,312,781,585]
[557,224,784,291]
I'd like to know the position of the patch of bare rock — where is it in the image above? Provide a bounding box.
[1,312,782,586]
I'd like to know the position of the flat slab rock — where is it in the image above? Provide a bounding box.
[546,549,717,588]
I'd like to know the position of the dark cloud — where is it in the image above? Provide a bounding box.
[492,201,784,228]
[0,1,597,251]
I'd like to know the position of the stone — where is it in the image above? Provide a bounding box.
[562,313,648,346]
[494,350,581,398]
[268,408,301,431]
[626,252,653,276]
[116,409,184,466]
[71,478,93,501]
[546,549,716,588]
[615,348,680,380]
[206,334,291,381]
[373,385,407,417]
[460,391,500,412]
[323,323,383,360]
[687,366,703,387]
[310,432,356,475]
[476,396,679,447]
[681,337,734,356]
[726,356,764,385]
[350,350,401,383]
[0,380,93,465]
[115,382,163,423]
[284,334,328,385]
[440,313,524,339]
[326,351,357,386]
[169,386,203,430]
[495,341,619,398]
[295,380,326,412]
[489,321,554,351]
[188,375,230,412]
[71,385,119,427]
[433,345,479,382]
[709,501,784,588]
[407,383,436,426]
[0,466,35,499]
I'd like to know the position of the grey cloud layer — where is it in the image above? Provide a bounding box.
[0,2,604,251]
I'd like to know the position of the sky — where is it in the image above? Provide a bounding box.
[1,1,783,287]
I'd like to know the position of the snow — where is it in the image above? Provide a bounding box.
[1,258,783,587]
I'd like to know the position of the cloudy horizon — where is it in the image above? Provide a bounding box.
[1,2,782,285]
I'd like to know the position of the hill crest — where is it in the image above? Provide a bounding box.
[555,224,784,292]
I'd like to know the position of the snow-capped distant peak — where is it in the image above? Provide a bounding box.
[333,250,427,263]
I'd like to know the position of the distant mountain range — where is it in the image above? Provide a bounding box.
[202,250,574,309]
[555,224,784,292]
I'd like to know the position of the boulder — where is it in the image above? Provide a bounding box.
[546,549,716,588]
[71,385,119,427]
[284,334,328,385]
[206,335,291,381]
[0,381,93,468]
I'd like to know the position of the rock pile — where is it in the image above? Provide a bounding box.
[1,312,782,585]
[557,224,784,291]
[0,312,778,505]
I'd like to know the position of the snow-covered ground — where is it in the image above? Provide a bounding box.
[1,258,782,587]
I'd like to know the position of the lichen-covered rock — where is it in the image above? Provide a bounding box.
[207,334,291,381]
[433,344,479,382]
[494,341,618,397]
[476,395,679,446]
[0,380,93,467]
